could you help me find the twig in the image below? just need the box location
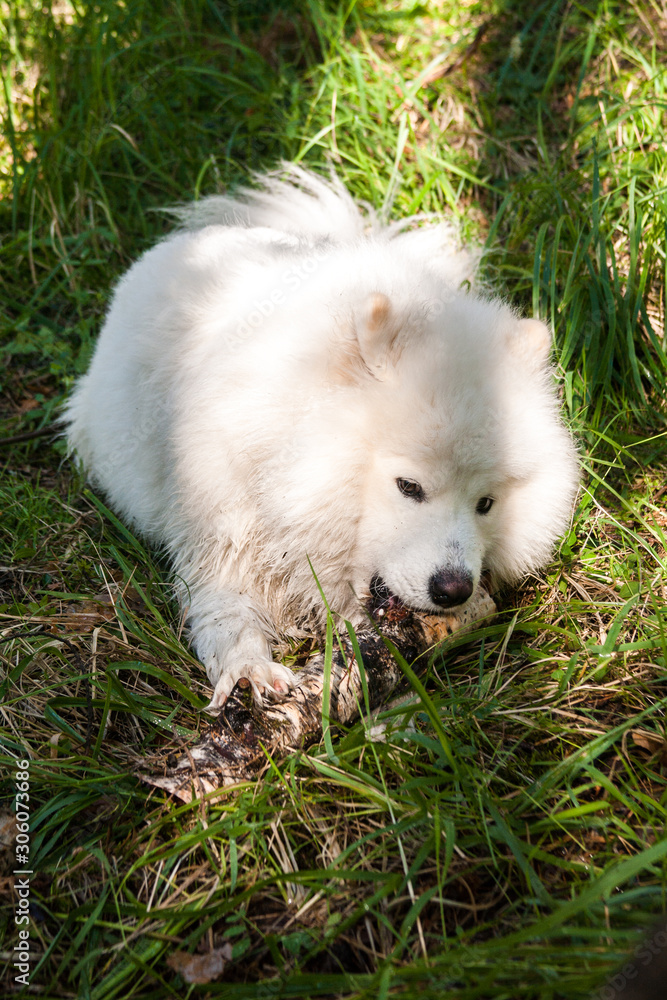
[0,424,57,447]
[139,589,496,802]
[421,21,491,87]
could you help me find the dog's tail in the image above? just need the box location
[170,163,382,241]
[171,163,479,285]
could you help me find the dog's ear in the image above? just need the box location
[510,318,552,365]
[364,292,392,337]
[332,293,398,383]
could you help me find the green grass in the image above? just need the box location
[2,1,667,997]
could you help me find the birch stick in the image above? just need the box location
[140,588,496,802]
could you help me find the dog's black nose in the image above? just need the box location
[429,569,474,608]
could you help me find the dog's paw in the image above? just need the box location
[203,660,297,713]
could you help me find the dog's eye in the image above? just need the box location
[476,496,494,515]
[397,478,426,502]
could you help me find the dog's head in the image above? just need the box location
[339,289,579,615]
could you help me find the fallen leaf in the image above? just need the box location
[60,596,117,631]
[0,812,17,849]
[166,945,232,984]
[632,730,666,756]
[18,397,39,413]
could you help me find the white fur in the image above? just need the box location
[65,165,579,709]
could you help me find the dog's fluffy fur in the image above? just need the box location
[65,166,579,708]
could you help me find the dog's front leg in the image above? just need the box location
[185,589,296,712]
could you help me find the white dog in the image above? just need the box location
[65,166,579,709]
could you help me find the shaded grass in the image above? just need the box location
[1,0,667,997]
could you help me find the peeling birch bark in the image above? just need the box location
[140,588,496,802]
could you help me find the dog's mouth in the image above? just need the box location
[369,572,490,619]
[368,575,410,620]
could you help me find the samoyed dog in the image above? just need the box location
[66,165,579,709]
